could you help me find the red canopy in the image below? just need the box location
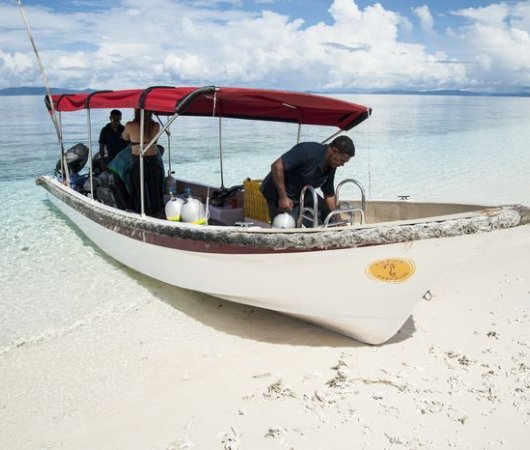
[46,86,371,130]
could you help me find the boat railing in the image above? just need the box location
[298,178,367,228]
[297,185,319,228]
[323,207,365,227]
[334,178,366,224]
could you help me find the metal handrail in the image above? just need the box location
[297,179,366,228]
[297,185,319,228]
[336,178,366,217]
[323,207,365,227]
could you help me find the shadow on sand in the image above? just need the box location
[135,271,418,347]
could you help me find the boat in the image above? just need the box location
[36,86,530,345]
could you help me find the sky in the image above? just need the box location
[1,0,529,93]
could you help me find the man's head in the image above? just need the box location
[327,135,355,168]
[110,109,122,123]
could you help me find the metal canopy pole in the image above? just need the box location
[137,86,217,160]
[140,109,146,217]
[142,114,179,155]
[137,87,217,171]
[297,123,302,143]
[166,117,172,174]
[321,129,343,144]
[154,114,172,174]
[218,116,224,189]
[57,111,65,179]
[211,90,224,189]
[87,109,94,199]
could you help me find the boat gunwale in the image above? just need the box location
[37,175,530,254]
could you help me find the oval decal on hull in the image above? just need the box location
[366,258,416,283]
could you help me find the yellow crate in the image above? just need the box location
[243,178,270,223]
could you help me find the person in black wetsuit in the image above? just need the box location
[98,109,127,172]
[122,109,164,217]
[261,135,355,225]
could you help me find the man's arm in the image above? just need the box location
[322,168,336,212]
[271,157,293,212]
[324,195,336,212]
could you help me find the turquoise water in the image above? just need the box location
[1,93,529,350]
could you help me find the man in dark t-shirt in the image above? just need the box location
[98,109,127,171]
[261,135,355,225]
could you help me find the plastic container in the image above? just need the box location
[243,178,270,223]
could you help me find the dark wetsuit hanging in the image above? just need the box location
[129,154,164,217]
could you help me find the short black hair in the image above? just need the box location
[110,109,122,117]
[330,135,355,157]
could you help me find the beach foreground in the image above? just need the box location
[1,225,529,449]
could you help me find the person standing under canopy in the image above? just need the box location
[122,109,164,217]
[98,109,127,172]
[260,135,355,225]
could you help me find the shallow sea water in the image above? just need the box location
[1,93,529,350]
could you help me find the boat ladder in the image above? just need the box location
[297,185,319,228]
[297,179,366,228]
[324,178,366,227]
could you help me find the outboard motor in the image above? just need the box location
[210,184,243,207]
[55,143,89,176]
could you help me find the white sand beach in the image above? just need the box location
[1,224,529,449]
[3,0,530,448]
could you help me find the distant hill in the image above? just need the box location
[371,89,530,97]
[3,86,530,98]
[315,88,530,97]
[0,86,94,96]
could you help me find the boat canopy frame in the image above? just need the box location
[46,85,372,216]
[46,86,371,129]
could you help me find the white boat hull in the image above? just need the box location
[40,177,529,344]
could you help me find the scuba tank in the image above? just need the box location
[180,187,207,225]
[164,170,177,195]
[164,188,184,221]
[272,212,296,229]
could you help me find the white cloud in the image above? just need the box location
[412,5,434,32]
[450,2,530,91]
[451,3,510,26]
[0,47,36,85]
[512,1,530,30]
[0,0,529,92]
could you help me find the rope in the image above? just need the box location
[212,90,217,117]
[17,0,68,184]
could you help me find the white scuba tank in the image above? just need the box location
[181,188,207,225]
[272,212,296,229]
[165,190,184,222]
